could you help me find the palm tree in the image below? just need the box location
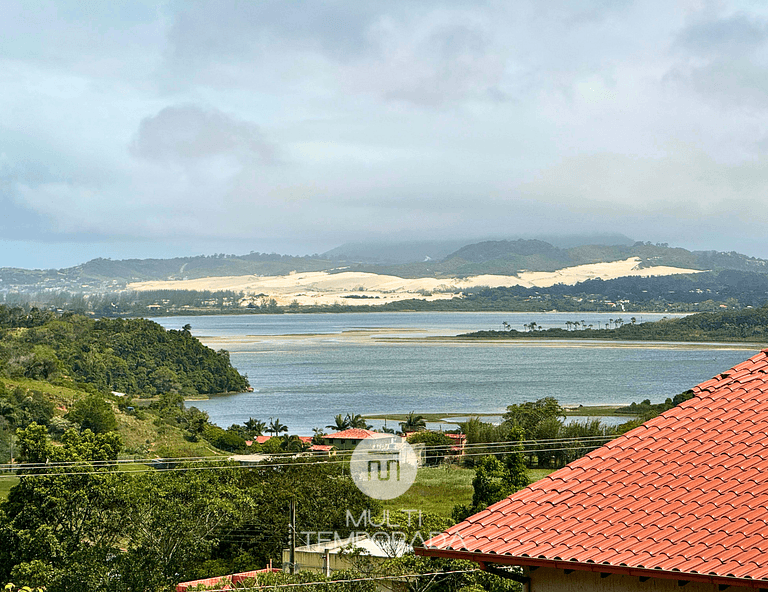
[268,417,288,437]
[326,414,350,431]
[312,427,327,444]
[399,411,427,433]
[244,417,266,437]
[346,413,372,429]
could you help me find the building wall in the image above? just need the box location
[528,567,722,592]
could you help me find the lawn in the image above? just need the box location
[0,476,19,500]
[383,464,555,518]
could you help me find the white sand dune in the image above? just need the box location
[127,257,703,307]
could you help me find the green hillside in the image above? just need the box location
[0,306,248,397]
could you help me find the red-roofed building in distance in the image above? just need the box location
[417,349,768,591]
[446,433,466,456]
[176,567,281,591]
[245,435,273,447]
[321,428,401,450]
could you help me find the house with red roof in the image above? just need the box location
[322,428,400,450]
[418,349,768,592]
[175,566,280,591]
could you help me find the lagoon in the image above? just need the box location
[155,312,758,435]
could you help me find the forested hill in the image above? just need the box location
[3,239,768,294]
[460,306,768,344]
[0,306,248,396]
[325,240,768,279]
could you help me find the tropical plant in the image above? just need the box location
[326,414,350,431]
[268,417,288,437]
[346,413,371,429]
[399,411,427,433]
[244,417,266,437]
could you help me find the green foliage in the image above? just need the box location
[617,390,695,420]
[65,394,117,434]
[202,425,246,453]
[326,413,371,431]
[0,387,55,430]
[452,453,530,523]
[407,431,454,466]
[399,411,427,433]
[503,397,565,437]
[0,307,249,397]
[14,423,122,464]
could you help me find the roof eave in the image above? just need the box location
[415,547,767,589]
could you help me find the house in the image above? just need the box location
[322,428,401,450]
[446,433,466,456]
[418,349,768,592]
[283,534,409,591]
[175,567,280,591]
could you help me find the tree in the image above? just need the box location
[399,411,427,433]
[326,414,350,431]
[118,467,253,591]
[406,432,453,466]
[452,451,529,523]
[268,417,288,437]
[346,413,371,429]
[0,424,125,591]
[65,395,117,434]
[502,397,565,438]
[244,417,266,437]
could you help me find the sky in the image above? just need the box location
[3,0,768,269]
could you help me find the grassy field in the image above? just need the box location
[382,464,556,517]
[383,465,474,516]
[0,476,19,500]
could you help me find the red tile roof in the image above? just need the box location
[310,444,333,451]
[176,568,281,591]
[322,428,381,440]
[418,350,768,587]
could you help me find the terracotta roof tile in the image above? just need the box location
[421,349,768,584]
[322,428,387,440]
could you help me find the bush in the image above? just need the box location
[65,395,117,434]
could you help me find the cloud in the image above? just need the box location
[129,104,276,164]
[668,11,768,110]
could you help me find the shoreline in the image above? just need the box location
[196,332,762,351]
[362,405,631,422]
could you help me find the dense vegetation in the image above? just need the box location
[461,304,768,343]
[7,266,768,318]
[0,306,248,396]
[4,239,768,318]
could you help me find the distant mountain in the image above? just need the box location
[328,240,768,279]
[322,239,473,264]
[322,234,635,265]
[0,252,338,293]
[2,237,767,295]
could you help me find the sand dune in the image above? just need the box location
[127,257,703,307]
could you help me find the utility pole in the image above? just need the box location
[289,498,296,574]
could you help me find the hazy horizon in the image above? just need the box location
[3,1,768,268]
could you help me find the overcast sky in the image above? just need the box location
[3,0,768,269]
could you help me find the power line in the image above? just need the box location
[0,434,620,472]
[184,568,481,592]
[0,440,613,478]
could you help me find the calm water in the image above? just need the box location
[154,312,758,434]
